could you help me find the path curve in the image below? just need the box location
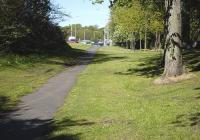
[0,46,98,140]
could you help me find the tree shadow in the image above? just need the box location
[0,96,10,110]
[0,47,128,71]
[92,54,127,64]
[114,48,200,78]
[0,96,17,117]
[171,112,200,127]
[194,87,200,90]
[0,111,95,140]
[194,87,200,99]
[48,119,95,140]
[183,49,200,72]
[48,133,81,140]
[0,117,52,140]
[115,54,163,78]
[195,94,200,99]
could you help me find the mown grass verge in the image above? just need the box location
[49,46,200,140]
[0,44,91,112]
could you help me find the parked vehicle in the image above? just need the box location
[91,41,104,47]
[98,41,104,46]
[80,40,91,45]
[67,36,78,43]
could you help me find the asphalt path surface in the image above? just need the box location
[0,46,98,140]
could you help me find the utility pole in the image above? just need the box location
[75,24,77,38]
[84,27,86,40]
[104,28,106,46]
[71,24,73,37]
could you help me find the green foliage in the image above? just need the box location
[0,0,67,53]
[190,0,200,40]
[109,0,164,44]
[96,0,200,48]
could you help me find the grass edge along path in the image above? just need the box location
[0,44,91,113]
[49,46,200,140]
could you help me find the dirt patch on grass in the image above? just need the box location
[154,73,196,84]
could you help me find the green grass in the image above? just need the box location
[0,44,90,112]
[49,46,200,140]
[69,43,91,50]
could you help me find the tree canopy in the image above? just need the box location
[0,0,67,53]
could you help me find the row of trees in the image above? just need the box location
[109,0,163,50]
[108,0,200,50]
[61,24,104,41]
[94,0,200,78]
[0,0,67,53]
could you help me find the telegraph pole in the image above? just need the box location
[84,27,86,40]
[75,24,77,38]
[71,24,73,36]
[104,28,106,46]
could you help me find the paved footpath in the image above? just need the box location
[0,46,98,140]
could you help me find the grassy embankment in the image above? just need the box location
[50,46,200,140]
[0,43,91,112]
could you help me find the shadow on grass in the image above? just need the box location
[115,54,163,78]
[93,54,127,64]
[48,119,95,140]
[0,96,18,118]
[183,49,200,72]
[0,112,95,140]
[0,117,52,140]
[48,134,81,140]
[171,112,200,127]
[171,88,200,127]
[0,96,10,110]
[0,96,94,140]
[194,87,200,99]
[0,47,87,69]
[114,49,200,78]
[0,47,128,70]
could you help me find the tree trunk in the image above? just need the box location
[155,31,158,51]
[139,32,142,51]
[130,40,134,51]
[163,0,184,77]
[126,40,129,49]
[144,30,147,50]
[130,39,133,50]
[158,32,161,50]
[133,32,136,51]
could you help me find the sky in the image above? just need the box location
[52,0,110,28]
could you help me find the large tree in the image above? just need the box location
[94,0,190,78]
[163,0,184,77]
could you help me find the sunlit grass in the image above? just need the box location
[70,43,91,50]
[50,46,200,140]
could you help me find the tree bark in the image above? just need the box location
[155,31,158,50]
[144,30,147,50]
[163,0,184,77]
[139,32,142,51]
[126,40,129,49]
[158,32,161,50]
[133,32,136,51]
